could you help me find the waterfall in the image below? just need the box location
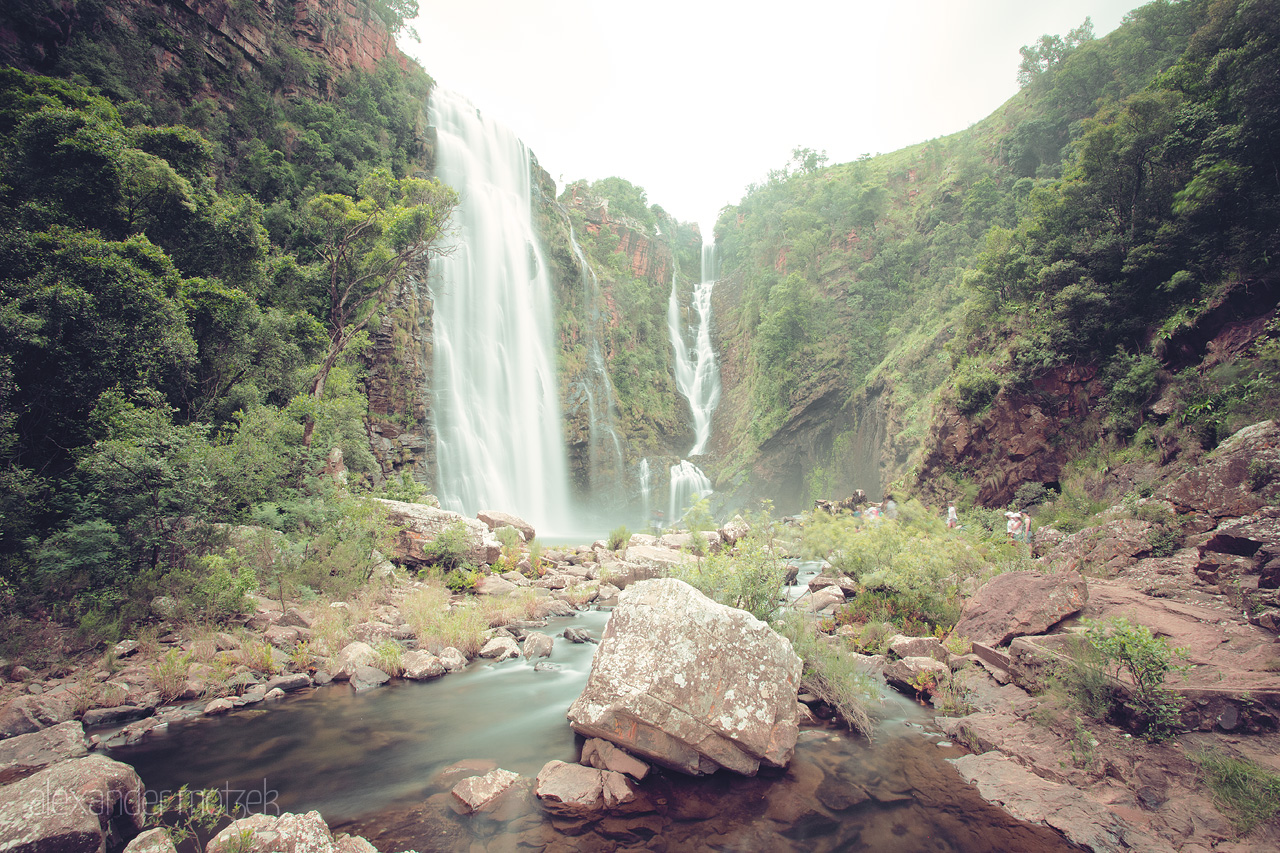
[668,460,712,525]
[638,458,652,525]
[668,243,722,456]
[427,89,572,534]
[566,222,625,504]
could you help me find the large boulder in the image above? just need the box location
[476,510,535,542]
[1038,519,1156,576]
[951,570,1089,647]
[1159,420,1280,518]
[621,545,694,574]
[0,690,77,739]
[0,755,144,853]
[566,578,802,776]
[0,720,89,785]
[206,810,376,853]
[372,499,500,566]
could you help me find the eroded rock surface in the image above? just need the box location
[951,570,1088,647]
[567,578,802,776]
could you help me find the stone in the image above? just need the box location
[0,755,145,853]
[264,688,286,701]
[622,545,693,573]
[438,647,468,671]
[480,637,519,661]
[1160,420,1280,518]
[567,578,803,776]
[206,811,340,853]
[951,570,1089,647]
[888,635,949,663]
[80,705,150,729]
[563,627,596,644]
[334,641,377,680]
[263,625,302,648]
[474,574,519,596]
[263,673,311,693]
[348,665,390,692]
[883,656,951,695]
[0,720,89,785]
[476,510,536,542]
[1039,519,1156,575]
[110,640,139,659]
[124,827,178,853]
[374,498,501,566]
[534,760,613,816]
[0,690,76,738]
[451,768,523,814]
[720,515,751,546]
[204,698,234,715]
[150,596,180,619]
[522,632,554,659]
[801,585,845,613]
[581,737,649,781]
[277,607,314,629]
[401,650,446,680]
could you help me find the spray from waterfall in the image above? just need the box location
[427,89,572,534]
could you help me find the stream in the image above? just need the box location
[109,584,1083,852]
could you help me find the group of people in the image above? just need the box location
[941,501,1033,544]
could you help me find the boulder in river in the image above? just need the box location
[566,578,802,776]
[0,754,144,853]
[452,768,524,814]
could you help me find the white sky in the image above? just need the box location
[403,1,1143,234]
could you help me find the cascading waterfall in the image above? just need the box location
[668,243,722,456]
[427,89,571,533]
[668,459,712,524]
[638,458,652,524]
[565,222,625,503]
[666,243,722,523]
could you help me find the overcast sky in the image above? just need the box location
[403,1,1144,234]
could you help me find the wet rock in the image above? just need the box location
[401,650,446,680]
[951,570,1089,647]
[563,627,596,644]
[452,768,523,814]
[522,632,554,659]
[480,637,520,661]
[264,673,311,693]
[203,698,234,715]
[438,647,467,671]
[476,510,535,542]
[0,755,145,853]
[567,578,802,776]
[535,760,635,816]
[581,737,649,781]
[884,657,950,695]
[0,720,88,784]
[349,665,390,692]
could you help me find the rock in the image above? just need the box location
[278,607,314,629]
[204,698,234,715]
[0,690,76,738]
[81,705,150,729]
[372,498,501,566]
[0,720,89,785]
[479,637,520,661]
[476,510,535,542]
[800,585,845,613]
[500,570,532,587]
[349,621,395,645]
[263,625,302,648]
[951,570,1089,647]
[150,596,180,619]
[438,647,468,671]
[888,635,949,663]
[475,574,520,596]
[1039,519,1155,575]
[949,752,1165,853]
[124,827,178,853]
[627,533,659,548]
[334,641,377,679]
[581,737,650,781]
[0,755,145,853]
[264,688,286,701]
[567,578,802,776]
[522,632,554,659]
[534,760,634,816]
[110,640,139,659]
[264,673,311,693]
[622,545,693,573]
[348,665,390,692]
[883,656,951,695]
[206,811,349,853]
[451,768,523,814]
[531,599,578,619]
[401,650,446,680]
[563,627,596,644]
[1159,420,1280,518]
[720,515,750,546]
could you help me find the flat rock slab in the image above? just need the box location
[949,752,1171,853]
[451,768,523,814]
[0,720,88,785]
[567,578,802,776]
[0,754,145,853]
[951,570,1088,647]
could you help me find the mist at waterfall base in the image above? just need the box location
[109,595,1078,853]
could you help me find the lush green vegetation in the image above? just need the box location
[1192,748,1280,835]
[0,0,457,651]
[711,0,1280,502]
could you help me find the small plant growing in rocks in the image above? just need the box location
[150,649,192,702]
[1084,617,1189,742]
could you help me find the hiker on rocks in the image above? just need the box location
[1005,510,1023,541]
[1021,511,1033,545]
[883,494,898,519]
[946,503,958,529]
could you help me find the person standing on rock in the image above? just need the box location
[1005,510,1022,541]
[946,503,958,529]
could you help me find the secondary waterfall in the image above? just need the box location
[638,458,652,524]
[565,222,625,505]
[668,459,712,525]
[427,89,571,533]
[668,243,722,456]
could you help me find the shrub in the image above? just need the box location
[954,362,1000,415]
[607,525,630,551]
[423,521,471,570]
[442,565,482,593]
[1084,618,1188,741]
[402,586,487,657]
[150,649,192,702]
[373,640,404,676]
[1012,482,1051,509]
[778,615,876,737]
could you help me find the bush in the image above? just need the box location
[1083,618,1188,741]
[401,586,487,656]
[607,525,630,551]
[669,534,789,622]
[778,615,876,737]
[423,521,471,571]
[954,362,1000,415]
